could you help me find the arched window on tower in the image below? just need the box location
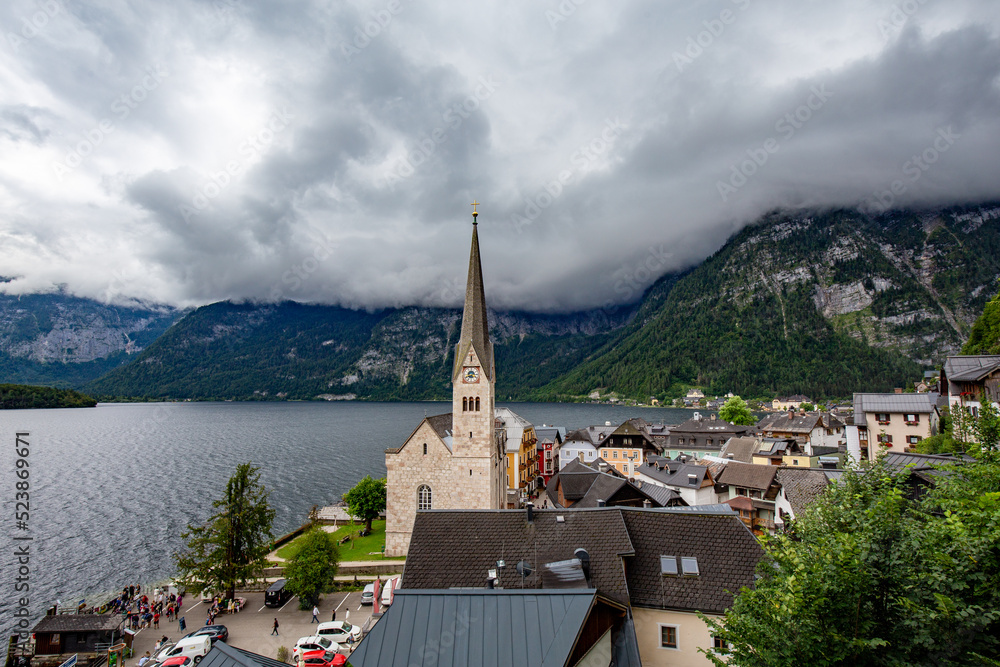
[417,485,432,511]
[475,397,480,411]
[423,443,427,455]
[463,397,468,412]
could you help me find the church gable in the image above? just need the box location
[388,413,453,457]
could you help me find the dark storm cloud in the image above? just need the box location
[1,0,998,311]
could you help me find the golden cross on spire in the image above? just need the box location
[471,200,479,220]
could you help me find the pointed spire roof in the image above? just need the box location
[453,219,493,381]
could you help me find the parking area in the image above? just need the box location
[128,590,376,664]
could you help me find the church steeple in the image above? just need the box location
[453,205,493,382]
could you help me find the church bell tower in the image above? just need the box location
[451,202,501,507]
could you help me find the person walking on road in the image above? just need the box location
[271,618,279,636]
[311,606,319,623]
[331,609,336,622]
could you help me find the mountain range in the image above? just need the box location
[4,204,999,401]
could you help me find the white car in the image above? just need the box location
[316,621,362,645]
[292,636,335,660]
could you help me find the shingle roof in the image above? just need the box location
[943,355,1000,382]
[670,417,751,435]
[719,437,761,463]
[403,508,762,616]
[881,451,973,473]
[620,510,763,614]
[639,484,683,507]
[402,509,635,606]
[755,412,822,434]
[775,468,830,517]
[32,614,123,634]
[716,461,777,491]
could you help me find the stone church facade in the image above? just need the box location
[384,213,506,557]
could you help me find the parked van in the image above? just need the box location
[265,579,293,608]
[380,577,398,608]
[360,584,374,606]
[164,636,212,664]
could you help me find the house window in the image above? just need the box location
[792,459,799,465]
[423,443,427,455]
[737,488,747,496]
[908,436,920,444]
[905,414,918,424]
[660,625,679,649]
[878,434,893,444]
[417,485,432,511]
[713,636,729,653]
[875,413,890,425]
[678,438,684,445]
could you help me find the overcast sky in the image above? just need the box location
[1,0,999,313]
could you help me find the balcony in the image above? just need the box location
[753,518,776,531]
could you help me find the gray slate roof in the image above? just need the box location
[716,461,778,491]
[348,589,597,667]
[775,468,830,517]
[943,355,1000,382]
[719,436,761,463]
[756,412,824,434]
[33,614,123,634]
[853,393,938,421]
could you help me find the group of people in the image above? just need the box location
[111,584,183,631]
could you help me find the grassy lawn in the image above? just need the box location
[274,520,404,561]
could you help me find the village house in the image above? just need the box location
[634,456,721,506]
[751,437,809,466]
[771,394,813,411]
[663,413,752,460]
[30,613,126,667]
[596,419,661,479]
[683,388,706,406]
[534,425,565,485]
[559,422,620,470]
[400,505,763,667]
[754,410,845,454]
[539,458,676,509]
[846,393,939,463]
[496,406,538,508]
[942,355,1000,412]
[715,462,780,535]
[718,436,762,463]
[773,467,838,528]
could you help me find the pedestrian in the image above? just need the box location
[271,618,279,636]
[153,611,159,629]
[138,651,151,667]
[331,609,336,622]
[311,606,319,623]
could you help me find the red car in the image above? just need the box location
[160,657,194,667]
[298,649,346,667]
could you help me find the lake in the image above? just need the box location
[0,400,692,643]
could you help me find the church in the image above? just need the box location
[384,205,507,557]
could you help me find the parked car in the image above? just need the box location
[162,636,212,665]
[315,621,362,645]
[360,584,375,606]
[185,624,229,644]
[292,636,335,660]
[297,650,346,667]
[381,577,399,607]
[264,579,293,608]
[152,643,177,662]
[160,657,194,667]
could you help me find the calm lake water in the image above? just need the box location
[0,401,691,644]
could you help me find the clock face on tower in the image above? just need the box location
[463,366,480,383]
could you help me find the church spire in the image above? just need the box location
[453,203,493,382]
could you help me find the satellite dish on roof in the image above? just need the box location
[516,560,533,577]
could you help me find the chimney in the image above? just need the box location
[574,548,591,582]
[486,576,495,589]
[894,388,903,394]
[727,453,734,459]
[597,499,606,507]
[526,502,534,523]
[643,499,652,508]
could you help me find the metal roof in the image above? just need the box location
[854,392,938,416]
[32,614,124,634]
[199,640,289,667]
[346,589,597,667]
[943,355,1000,382]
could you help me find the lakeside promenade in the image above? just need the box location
[128,589,374,665]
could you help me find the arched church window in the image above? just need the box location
[417,485,432,511]
[475,397,480,411]
[463,397,468,412]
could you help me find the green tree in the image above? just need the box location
[718,396,756,426]
[702,455,1000,666]
[343,476,387,533]
[284,527,340,609]
[799,402,815,411]
[175,462,276,600]
[962,282,1000,355]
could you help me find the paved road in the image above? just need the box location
[128,590,377,665]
